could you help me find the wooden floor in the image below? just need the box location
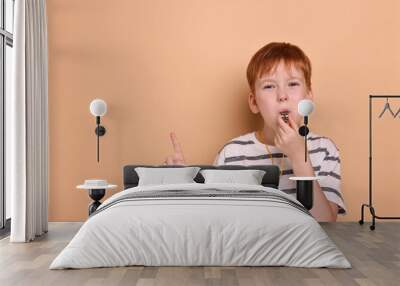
[0,222,399,286]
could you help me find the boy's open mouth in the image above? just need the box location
[280,111,289,123]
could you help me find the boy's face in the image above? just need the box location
[248,60,313,131]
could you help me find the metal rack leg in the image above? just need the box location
[359,204,377,230]
[359,204,376,230]
[369,206,376,231]
[359,204,367,225]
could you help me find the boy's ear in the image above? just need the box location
[307,89,314,101]
[248,92,260,114]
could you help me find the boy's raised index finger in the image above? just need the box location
[170,132,183,153]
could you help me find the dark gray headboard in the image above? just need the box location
[123,165,280,189]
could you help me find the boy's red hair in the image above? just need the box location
[246,42,312,93]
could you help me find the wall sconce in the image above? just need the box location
[297,99,315,162]
[89,99,107,162]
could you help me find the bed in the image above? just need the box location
[49,165,350,269]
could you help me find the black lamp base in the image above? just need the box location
[88,189,105,215]
[296,180,314,210]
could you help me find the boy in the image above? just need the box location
[165,42,346,222]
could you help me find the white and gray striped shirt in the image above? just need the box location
[213,131,346,215]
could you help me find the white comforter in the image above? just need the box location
[50,183,351,269]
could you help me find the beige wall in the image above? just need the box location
[47,0,400,221]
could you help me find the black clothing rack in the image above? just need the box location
[359,95,400,230]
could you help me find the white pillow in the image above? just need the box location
[200,169,266,185]
[135,167,201,186]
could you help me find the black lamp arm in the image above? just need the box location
[94,116,106,162]
[298,116,309,162]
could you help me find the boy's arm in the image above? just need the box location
[276,116,343,221]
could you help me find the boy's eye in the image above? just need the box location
[289,82,299,87]
[263,84,274,89]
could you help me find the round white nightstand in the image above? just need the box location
[77,180,117,215]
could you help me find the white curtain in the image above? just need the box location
[8,0,48,242]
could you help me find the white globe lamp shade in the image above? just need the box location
[298,99,314,116]
[90,99,107,117]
